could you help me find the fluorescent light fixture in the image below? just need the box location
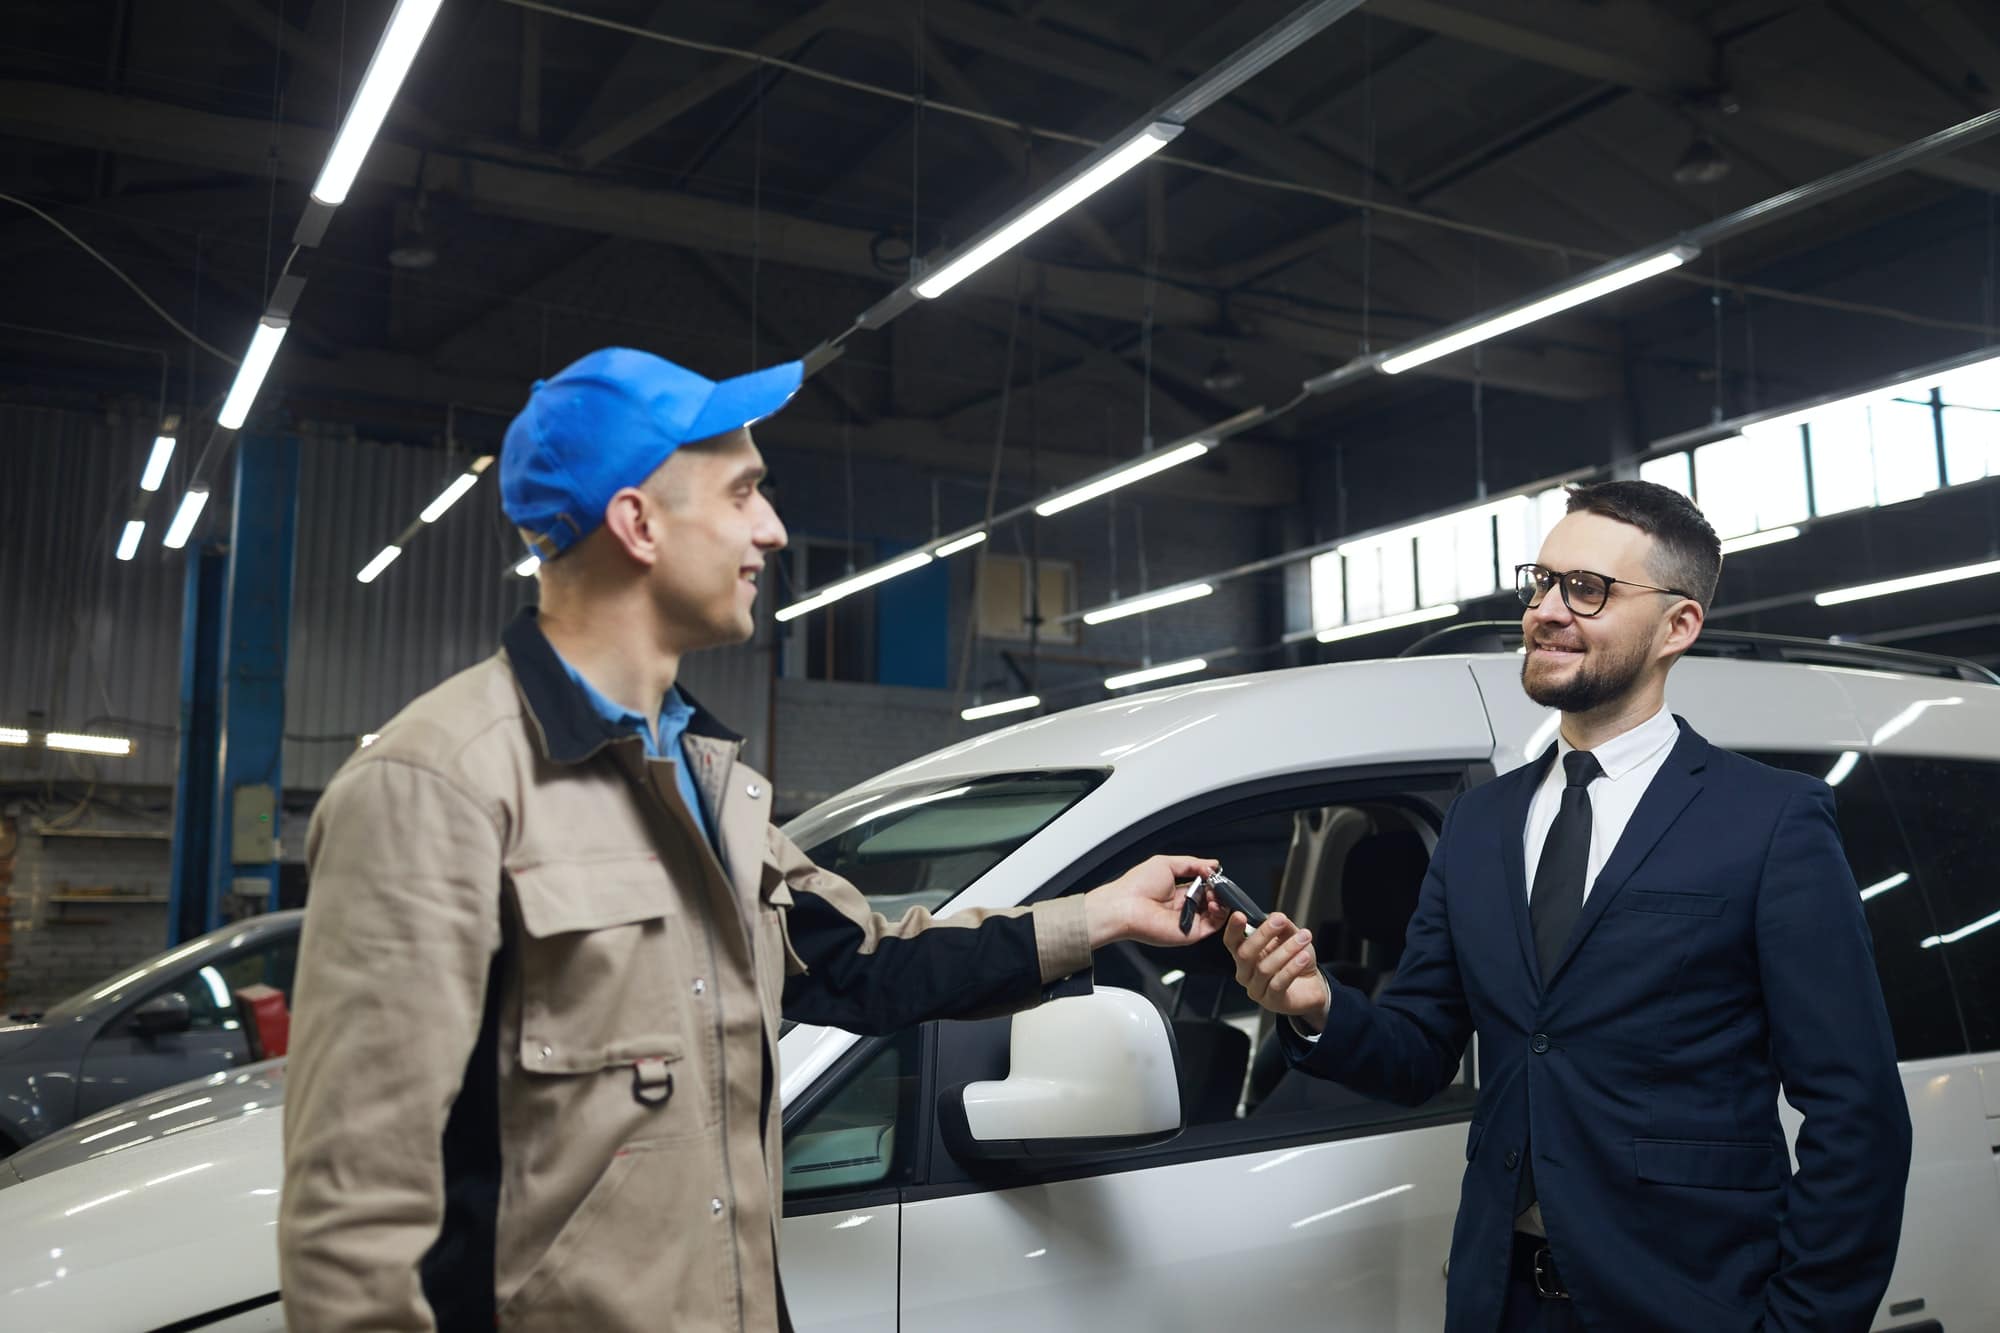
[162,489,210,549]
[934,531,988,558]
[515,554,541,577]
[116,520,145,562]
[359,733,381,748]
[776,551,935,623]
[356,544,403,584]
[310,0,446,205]
[961,695,1041,721]
[218,318,290,430]
[139,435,175,491]
[419,471,481,523]
[1920,906,2000,950]
[47,732,132,757]
[1036,441,1211,517]
[1379,245,1696,375]
[1317,603,1460,643]
[1814,558,2000,606]
[1823,751,1859,787]
[1084,583,1214,625]
[0,728,29,746]
[913,123,1181,300]
[1718,526,1801,556]
[1104,657,1208,691]
[1859,872,1909,902]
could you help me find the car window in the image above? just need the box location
[788,771,1103,914]
[107,935,301,1037]
[1744,751,1967,1060]
[1873,755,2000,1052]
[782,1027,921,1202]
[1077,782,1477,1143]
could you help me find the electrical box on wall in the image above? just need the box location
[231,783,279,863]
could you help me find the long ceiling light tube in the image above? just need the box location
[1083,583,1215,626]
[46,732,134,757]
[776,552,935,623]
[162,488,210,550]
[116,520,145,562]
[311,0,447,205]
[1376,245,1697,376]
[139,433,176,492]
[913,124,1181,301]
[961,695,1042,722]
[1104,658,1208,691]
[217,317,290,430]
[1813,559,2000,607]
[1035,441,1211,517]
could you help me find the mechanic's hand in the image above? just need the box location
[1084,855,1222,949]
[1227,912,1332,1031]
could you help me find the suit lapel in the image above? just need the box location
[1545,718,1709,986]
[1504,746,1557,989]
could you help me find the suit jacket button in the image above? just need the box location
[1504,1149,1519,1170]
[1530,1033,1550,1054]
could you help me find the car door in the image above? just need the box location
[73,932,299,1119]
[784,767,1482,1331]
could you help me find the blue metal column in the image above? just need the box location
[167,545,227,945]
[208,432,301,927]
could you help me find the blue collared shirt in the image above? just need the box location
[554,654,716,849]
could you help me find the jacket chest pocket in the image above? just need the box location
[510,860,695,1081]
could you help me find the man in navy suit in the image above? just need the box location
[1225,481,1911,1331]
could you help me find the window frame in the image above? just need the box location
[779,761,1489,1213]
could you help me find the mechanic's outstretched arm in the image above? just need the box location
[771,825,1217,1034]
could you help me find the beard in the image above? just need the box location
[1521,631,1651,713]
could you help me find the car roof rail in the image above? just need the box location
[1402,620,2000,686]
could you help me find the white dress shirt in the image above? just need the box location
[1523,703,1681,903]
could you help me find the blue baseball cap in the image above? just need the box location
[501,347,803,558]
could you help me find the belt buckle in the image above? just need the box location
[1532,1246,1570,1301]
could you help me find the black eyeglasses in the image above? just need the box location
[1515,563,1692,618]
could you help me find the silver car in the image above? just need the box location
[0,912,301,1151]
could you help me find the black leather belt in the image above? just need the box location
[1511,1231,1571,1300]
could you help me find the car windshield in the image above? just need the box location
[783,770,1103,915]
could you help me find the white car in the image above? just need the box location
[3,627,1998,1332]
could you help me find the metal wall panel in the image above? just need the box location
[2,407,772,794]
[0,405,185,788]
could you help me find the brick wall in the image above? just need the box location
[0,800,172,1015]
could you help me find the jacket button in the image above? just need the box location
[1530,1033,1550,1054]
[710,1198,725,1217]
[1504,1149,1520,1170]
[692,978,706,996]
[747,783,762,798]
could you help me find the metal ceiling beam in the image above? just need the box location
[1905,0,2000,102]
[566,1,845,166]
[1365,0,2000,193]
[0,80,1619,400]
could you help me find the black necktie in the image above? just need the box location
[1529,750,1601,983]
[1517,749,1599,1219]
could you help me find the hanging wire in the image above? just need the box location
[1986,191,1997,348]
[751,68,764,368]
[952,259,1028,698]
[1359,10,1376,355]
[911,0,925,266]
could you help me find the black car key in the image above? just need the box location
[1179,871,1268,934]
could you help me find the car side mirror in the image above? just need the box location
[129,991,192,1038]
[938,987,1183,1164]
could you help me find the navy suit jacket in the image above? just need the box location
[1283,718,1912,1332]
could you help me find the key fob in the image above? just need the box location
[1204,871,1267,930]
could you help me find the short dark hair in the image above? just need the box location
[1564,479,1722,609]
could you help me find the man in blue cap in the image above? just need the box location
[279,347,1221,1332]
